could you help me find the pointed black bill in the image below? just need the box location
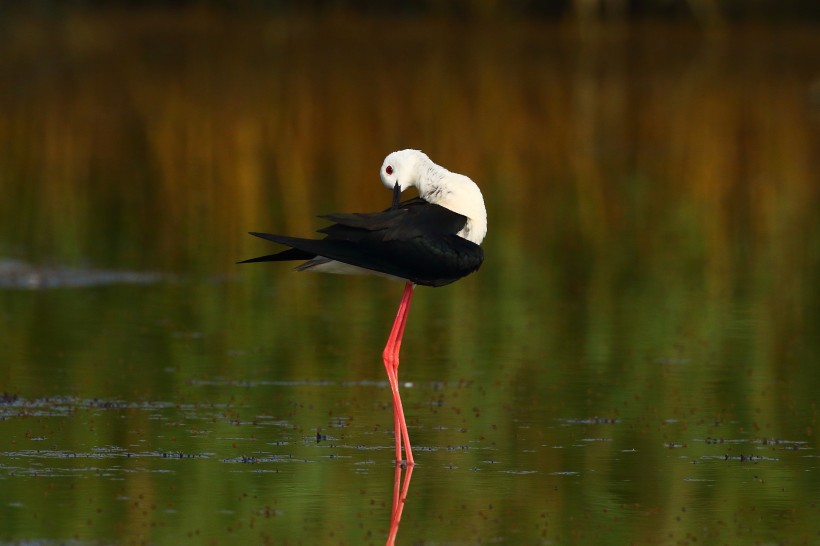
[391,182,401,210]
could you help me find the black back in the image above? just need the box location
[239,198,484,287]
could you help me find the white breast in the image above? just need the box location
[422,171,487,246]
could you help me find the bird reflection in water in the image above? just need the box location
[386,463,415,546]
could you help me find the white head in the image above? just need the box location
[380,149,430,192]
[379,149,487,245]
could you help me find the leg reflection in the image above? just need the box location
[386,463,415,546]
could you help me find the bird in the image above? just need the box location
[239,149,487,466]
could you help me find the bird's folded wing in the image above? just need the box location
[319,200,468,242]
[238,198,482,286]
[244,232,482,287]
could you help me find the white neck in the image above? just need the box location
[413,155,487,245]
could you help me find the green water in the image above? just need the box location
[1,10,819,546]
[2,273,817,544]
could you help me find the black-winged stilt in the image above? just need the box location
[240,149,488,466]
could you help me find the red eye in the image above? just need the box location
[385,165,393,175]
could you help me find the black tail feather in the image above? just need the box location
[237,233,316,264]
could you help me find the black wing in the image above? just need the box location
[239,198,484,287]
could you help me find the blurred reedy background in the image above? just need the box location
[0,2,819,544]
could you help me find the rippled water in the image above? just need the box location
[1,271,818,545]
[1,10,819,546]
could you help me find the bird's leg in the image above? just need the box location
[382,347,402,464]
[383,295,406,464]
[393,282,415,466]
[390,282,414,370]
[383,282,416,466]
[391,283,414,464]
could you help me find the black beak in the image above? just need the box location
[391,181,401,210]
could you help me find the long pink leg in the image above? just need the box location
[382,282,415,466]
[396,283,416,464]
[383,292,406,463]
[391,284,414,464]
